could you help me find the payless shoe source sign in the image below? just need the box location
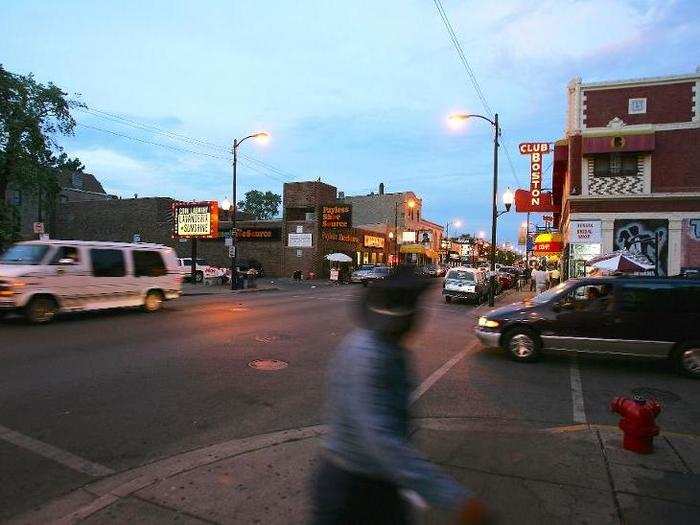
[173,201,219,238]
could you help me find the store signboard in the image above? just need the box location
[569,221,601,244]
[364,235,385,248]
[519,142,551,207]
[514,189,557,213]
[288,233,313,248]
[518,223,527,245]
[173,201,219,238]
[401,231,416,243]
[237,228,282,241]
[321,205,352,229]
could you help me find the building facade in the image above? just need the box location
[557,70,700,276]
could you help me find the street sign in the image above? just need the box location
[132,234,141,243]
[225,236,233,247]
[33,222,45,234]
[39,234,49,241]
[228,246,236,257]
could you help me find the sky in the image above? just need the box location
[3,0,699,245]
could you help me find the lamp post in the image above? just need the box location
[393,198,416,265]
[448,113,513,305]
[220,131,269,289]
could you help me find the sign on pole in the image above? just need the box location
[33,222,45,234]
[228,246,236,258]
[172,201,219,239]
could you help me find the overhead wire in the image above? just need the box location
[432,0,522,187]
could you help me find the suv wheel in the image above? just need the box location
[25,296,58,324]
[676,344,700,378]
[503,328,541,362]
[195,271,204,283]
[144,290,164,313]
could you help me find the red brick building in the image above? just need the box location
[555,70,700,276]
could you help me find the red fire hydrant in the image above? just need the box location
[610,395,661,454]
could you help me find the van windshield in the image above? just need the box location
[446,270,475,282]
[0,244,50,265]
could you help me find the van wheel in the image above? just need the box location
[195,271,204,283]
[445,296,452,304]
[25,296,58,324]
[144,290,164,313]
[675,344,700,379]
[503,328,541,362]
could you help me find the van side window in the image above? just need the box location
[50,246,80,265]
[90,249,126,277]
[133,250,166,277]
[620,284,674,313]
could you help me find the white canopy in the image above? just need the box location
[325,253,352,263]
[588,251,655,272]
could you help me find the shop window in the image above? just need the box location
[593,153,638,177]
[378,253,384,263]
[371,252,377,264]
[363,252,369,265]
[356,251,361,266]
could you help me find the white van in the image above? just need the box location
[0,240,182,323]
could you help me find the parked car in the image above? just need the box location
[350,265,377,283]
[177,257,226,283]
[361,265,391,286]
[497,271,514,291]
[0,240,181,323]
[474,276,700,378]
[442,267,489,304]
[237,259,265,278]
[420,264,444,278]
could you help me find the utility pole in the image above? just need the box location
[230,138,239,289]
[489,113,499,306]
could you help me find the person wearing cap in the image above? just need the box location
[312,266,490,524]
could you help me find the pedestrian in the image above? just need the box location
[312,266,490,525]
[532,265,549,294]
[550,267,561,286]
[527,266,536,292]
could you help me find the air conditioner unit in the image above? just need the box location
[305,212,316,221]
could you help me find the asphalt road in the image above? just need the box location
[1,284,698,521]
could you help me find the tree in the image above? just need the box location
[237,190,281,220]
[0,65,84,243]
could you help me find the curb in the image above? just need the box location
[183,286,280,296]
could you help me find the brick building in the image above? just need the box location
[555,70,700,276]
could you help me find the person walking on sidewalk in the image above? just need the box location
[532,265,550,294]
[312,266,490,524]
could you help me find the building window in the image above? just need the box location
[8,189,22,206]
[628,98,646,115]
[593,153,638,177]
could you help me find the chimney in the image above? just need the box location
[379,182,385,195]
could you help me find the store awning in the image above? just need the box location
[400,243,426,254]
[533,232,564,256]
[583,133,655,154]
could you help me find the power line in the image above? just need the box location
[432,0,522,187]
[77,106,303,181]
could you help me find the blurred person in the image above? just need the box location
[532,265,549,294]
[550,267,560,286]
[312,266,490,524]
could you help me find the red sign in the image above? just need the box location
[519,142,552,208]
[533,241,563,254]
[514,189,557,212]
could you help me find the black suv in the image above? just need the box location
[475,276,700,378]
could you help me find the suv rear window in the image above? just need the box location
[620,283,700,313]
[133,250,166,277]
[90,249,126,277]
[446,270,475,282]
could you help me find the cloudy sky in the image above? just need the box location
[3,0,699,244]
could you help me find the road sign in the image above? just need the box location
[33,222,45,234]
[228,246,236,257]
[224,236,233,247]
[132,234,141,243]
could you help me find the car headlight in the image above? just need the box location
[478,316,499,328]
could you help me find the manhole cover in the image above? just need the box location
[248,359,288,371]
[630,387,681,403]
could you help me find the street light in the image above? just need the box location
[221,196,232,211]
[229,131,270,290]
[448,112,508,306]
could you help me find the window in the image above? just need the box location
[51,246,80,265]
[628,98,647,114]
[133,250,166,277]
[90,249,126,277]
[446,269,475,282]
[8,190,22,206]
[562,283,615,311]
[620,284,700,313]
[0,244,49,265]
[593,153,638,177]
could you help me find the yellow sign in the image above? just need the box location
[173,201,219,238]
[364,235,385,248]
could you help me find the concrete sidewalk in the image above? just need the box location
[10,421,698,524]
[182,278,339,296]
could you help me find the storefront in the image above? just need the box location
[399,243,438,266]
[564,220,602,278]
[532,232,564,268]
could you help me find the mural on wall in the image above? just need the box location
[613,219,668,275]
[681,219,700,270]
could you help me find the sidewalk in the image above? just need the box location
[182,278,337,296]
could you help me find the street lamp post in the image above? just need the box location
[448,113,513,305]
[220,132,269,290]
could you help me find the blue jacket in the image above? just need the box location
[322,328,470,510]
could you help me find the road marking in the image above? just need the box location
[409,341,478,405]
[0,424,114,477]
[569,357,587,424]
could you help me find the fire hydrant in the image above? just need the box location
[610,395,661,454]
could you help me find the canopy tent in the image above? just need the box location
[588,251,655,273]
[325,253,353,263]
